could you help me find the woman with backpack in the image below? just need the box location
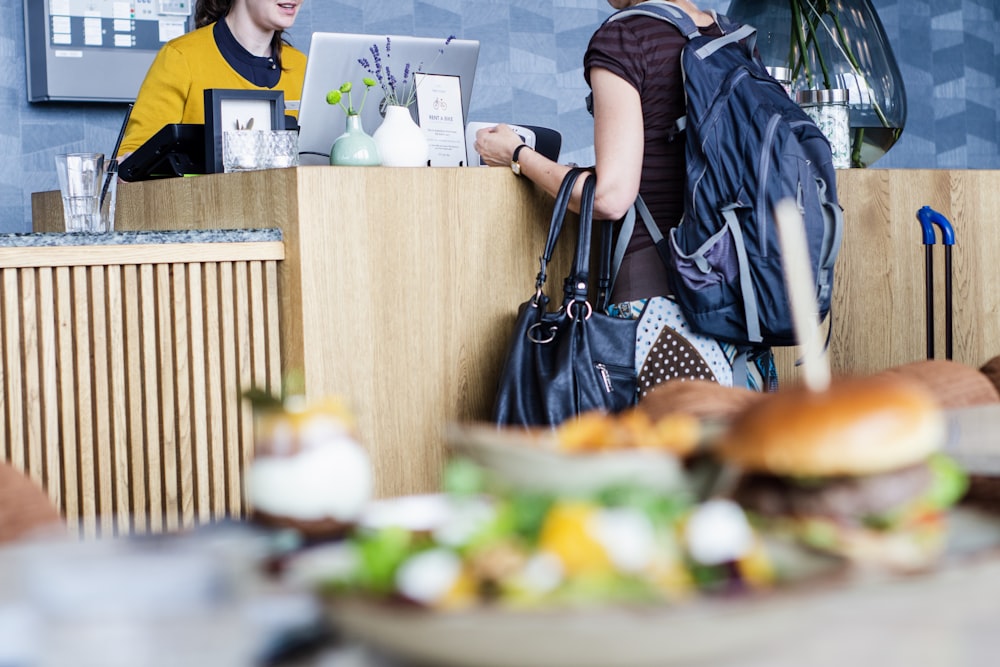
[475,0,778,393]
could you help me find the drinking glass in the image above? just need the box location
[100,159,119,231]
[223,130,266,172]
[55,152,107,232]
[263,130,300,169]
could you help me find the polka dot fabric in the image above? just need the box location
[610,296,733,394]
[636,297,733,390]
[607,296,777,394]
[637,326,720,397]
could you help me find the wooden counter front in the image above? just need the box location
[0,238,283,536]
[37,167,564,499]
[34,168,1000,502]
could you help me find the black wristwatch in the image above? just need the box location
[510,144,530,176]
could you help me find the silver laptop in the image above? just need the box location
[297,32,480,166]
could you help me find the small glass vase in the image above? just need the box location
[330,114,380,166]
[373,105,430,167]
[726,0,906,168]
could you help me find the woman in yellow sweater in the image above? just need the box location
[118,0,306,158]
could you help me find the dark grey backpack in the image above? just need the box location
[607,1,843,348]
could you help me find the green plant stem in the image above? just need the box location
[800,2,833,89]
[789,1,811,84]
[358,88,371,115]
[851,127,864,167]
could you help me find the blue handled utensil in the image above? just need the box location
[916,206,956,360]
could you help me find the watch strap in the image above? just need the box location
[511,144,530,175]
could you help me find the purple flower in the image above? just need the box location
[360,34,455,108]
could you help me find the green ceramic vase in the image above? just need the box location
[330,115,381,166]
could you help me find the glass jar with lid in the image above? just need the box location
[765,66,793,99]
[797,88,850,169]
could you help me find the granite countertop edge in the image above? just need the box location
[0,229,282,247]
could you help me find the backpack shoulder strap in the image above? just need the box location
[605,0,700,39]
[608,195,672,299]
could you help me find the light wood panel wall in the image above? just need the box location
[0,241,284,537]
[773,170,1000,384]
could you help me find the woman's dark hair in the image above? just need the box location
[194,0,289,70]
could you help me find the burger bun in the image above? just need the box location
[717,375,946,477]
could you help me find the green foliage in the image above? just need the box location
[355,527,422,594]
[325,78,376,116]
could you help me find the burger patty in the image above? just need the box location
[733,461,933,522]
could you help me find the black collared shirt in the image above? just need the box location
[214,18,280,88]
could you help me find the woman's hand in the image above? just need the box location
[474,123,526,167]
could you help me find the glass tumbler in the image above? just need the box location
[223,130,266,172]
[262,130,300,169]
[55,152,106,232]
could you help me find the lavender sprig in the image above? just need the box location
[356,34,457,109]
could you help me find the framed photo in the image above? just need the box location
[204,89,285,173]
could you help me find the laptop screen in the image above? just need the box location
[297,32,480,166]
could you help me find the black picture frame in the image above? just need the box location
[203,88,285,173]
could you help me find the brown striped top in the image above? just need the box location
[585,14,722,302]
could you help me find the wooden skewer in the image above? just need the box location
[773,198,831,393]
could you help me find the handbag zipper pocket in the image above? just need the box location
[595,362,635,395]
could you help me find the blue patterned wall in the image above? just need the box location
[2,0,998,232]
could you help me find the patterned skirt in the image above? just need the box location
[607,296,777,399]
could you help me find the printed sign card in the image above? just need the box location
[415,73,467,166]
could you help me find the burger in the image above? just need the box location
[715,374,968,571]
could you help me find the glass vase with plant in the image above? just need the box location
[325,78,380,166]
[727,0,906,167]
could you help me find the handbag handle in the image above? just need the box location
[595,219,616,312]
[565,173,598,315]
[536,167,592,293]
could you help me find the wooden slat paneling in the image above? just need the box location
[218,262,243,517]
[3,269,25,473]
[203,263,226,521]
[0,242,282,536]
[123,264,146,534]
[37,269,61,515]
[139,262,162,534]
[233,261,254,513]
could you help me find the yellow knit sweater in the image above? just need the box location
[119,23,306,156]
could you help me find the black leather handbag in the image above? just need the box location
[493,168,638,428]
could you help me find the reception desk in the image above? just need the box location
[29,168,1000,529]
[35,167,565,505]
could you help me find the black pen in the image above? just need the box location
[100,103,133,210]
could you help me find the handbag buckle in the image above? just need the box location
[527,322,558,344]
[567,300,593,320]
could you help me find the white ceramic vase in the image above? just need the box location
[373,105,429,167]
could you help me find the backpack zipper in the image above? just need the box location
[757,113,782,257]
